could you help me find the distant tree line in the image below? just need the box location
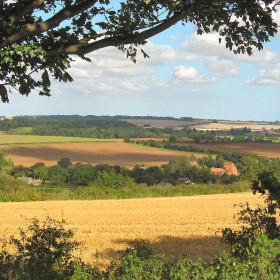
[0,117,279,142]
[21,115,195,121]
[12,156,220,187]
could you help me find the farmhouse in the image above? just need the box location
[224,165,239,176]
[18,177,42,186]
[211,165,239,177]
[210,168,225,176]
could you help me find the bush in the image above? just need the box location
[0,217,80,280]
[223,171,280,258]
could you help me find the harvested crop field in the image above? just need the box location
[3,142,203,167]
[178,143,280,157]
[190,121,280,131]
[0,193,264,268]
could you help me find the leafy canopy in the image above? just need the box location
[0,0,279,102]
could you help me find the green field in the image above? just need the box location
[0,134,121,146]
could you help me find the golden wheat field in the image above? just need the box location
[0,193,264,268]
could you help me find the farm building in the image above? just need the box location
[224,165,239,176]
[18,177,42,186]
[210,168,225,176]
[211,165,239,177]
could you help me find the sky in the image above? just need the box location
[1,4,280,121]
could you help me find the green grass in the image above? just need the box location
[0,181,251,202]
[0,134,121,146]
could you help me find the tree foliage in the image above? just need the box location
[0,0,279,101]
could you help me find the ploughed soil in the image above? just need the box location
[4,142,204,167]
[177,142,280,158]
[121,119,208,128]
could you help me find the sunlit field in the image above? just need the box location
[0,134,119,145]
[0,192,264,268]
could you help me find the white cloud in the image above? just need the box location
[191,87,202,93]
[174,66,198,79]
[182,33,280,64]
[205,57,239,77]
[180,30,280,85]
[246,67,280,85]
[137,41,200,66]
[60,42,198,96]
[174,65,216,84]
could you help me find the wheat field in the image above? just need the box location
[0,193,264,268]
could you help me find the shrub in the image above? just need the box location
[222,171,280,258]
[0,217,80,280]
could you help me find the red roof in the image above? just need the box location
[211,168,225,176]
[224,165,239,176]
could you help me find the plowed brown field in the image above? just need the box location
[4,142,205,167]
[121,119,208,128]
[0,193,264,268]
[178,143,280,158]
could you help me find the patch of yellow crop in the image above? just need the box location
[0,193,264,268]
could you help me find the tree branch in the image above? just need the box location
[9,0,47,25]
[2,0,98,47]
[47,6,193,57]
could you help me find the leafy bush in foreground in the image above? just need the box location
[0,217,80,280]
[222,171,280,258]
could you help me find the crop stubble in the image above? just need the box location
[0,193,264,268]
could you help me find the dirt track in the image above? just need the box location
[4,142,201,167]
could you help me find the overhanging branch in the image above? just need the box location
[9,0,47,25]
[2,0,98,48]
[47,6,193,57]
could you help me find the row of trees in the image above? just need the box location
[1,116,279,144]
[12,155,221,187]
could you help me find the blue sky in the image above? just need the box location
[1,6,280,121]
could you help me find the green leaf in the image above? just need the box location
[18,61,25,68]
[81,56,91,62]
[64,72,74,82]
[42,70,51,87]
[0,85,9,103]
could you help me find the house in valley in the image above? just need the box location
[211,165,239,177]
[224,165,240,176]
[210,168,225,177]
[18,177,42,186]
